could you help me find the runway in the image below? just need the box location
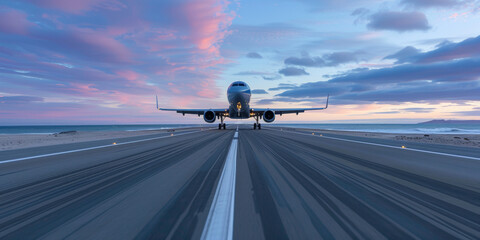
[0,126,479,239]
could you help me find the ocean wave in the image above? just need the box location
[311,127,479,134]
[414,128,464,133]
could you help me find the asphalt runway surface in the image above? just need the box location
[0,125,479,239]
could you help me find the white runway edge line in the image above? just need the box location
[0,129,213,164]
[268,128,480,161]
[201,129,238,240]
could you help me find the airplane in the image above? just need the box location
[156,81,329,130]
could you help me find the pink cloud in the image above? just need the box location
[68,27,133,63]
[116,70,140,81]
[178,0,235,55]
[0,8,34,35]
[0,0,238,124]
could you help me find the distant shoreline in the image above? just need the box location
[0,125,479,151]
[1,122,480,135]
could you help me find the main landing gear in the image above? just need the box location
[253,115,261,130]
[218,115,226,130]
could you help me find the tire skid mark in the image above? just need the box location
[135,132,232,240]
[0,131,231,239]
[276,133,480,228]
[238,132,289,240]
[261,130,480,239]
[271,130,480,205]
[251,132,375,239]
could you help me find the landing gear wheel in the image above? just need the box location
[223,123,226,129]
[218,123,222,130]
[258,123,261,130]
[253,123,257,129]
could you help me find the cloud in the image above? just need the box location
[232,71,282,80]
[255,97,324,105]
[384,46,422,64]
[22,0,126,14]
[176,0,235,52]
[0,95,44,104]
[272,35,480,105]
[373,111,401,114]
[276,81,354,98]
[278,67,309,76]
[384,35,480,64]
[268,83,297,91]
[284,55,325,67]
[251,89,268,94]
[367,11,431,32]
[401,0,461,8]
[33,27,133,64]
[452,110,480,116]
[351,8,370,24]
[330,57,480,84]
[262,74,282,80]
[0,8,34,35]
[0,0,237,123]
[285,51,360,68]
[323,67,370,78]
[415,35,480,63]
[401,107,435,113]
[234,71,272,76]
[324,52,360,66]
[246,52,262,58]
[294,0,378,12]
[279,81,480,103]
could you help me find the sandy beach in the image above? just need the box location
[285,128,480,148]
[1,126,479,151]
[0,127,209,151]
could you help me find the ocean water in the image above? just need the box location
[270,123,480,134]
[0,123,478,134]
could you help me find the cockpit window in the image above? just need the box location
[231,82,246,87]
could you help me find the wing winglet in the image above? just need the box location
[156,95,159,110]
[325,94,329,109]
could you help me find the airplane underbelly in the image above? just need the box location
[228,91,251,118]
[229,107,250,118]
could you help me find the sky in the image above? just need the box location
[0,0,479,125]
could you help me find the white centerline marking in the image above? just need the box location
[268,128,480,161]
[0,129,211,164]
[201,129,238,240]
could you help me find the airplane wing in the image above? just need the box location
[252,95,329,115]
[156,96,228,116]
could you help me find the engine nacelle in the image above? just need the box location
[263,110,275,123]
[203,110,216,123]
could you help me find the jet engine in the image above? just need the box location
[203,110,216,123]
[263,110,275,123]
